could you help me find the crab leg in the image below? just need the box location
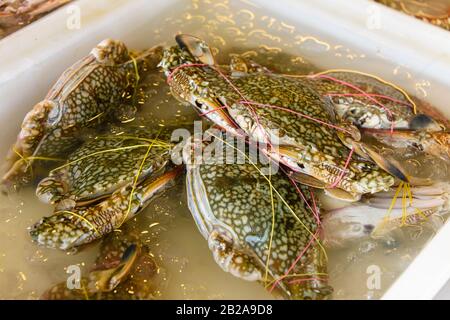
[362,128,450,161]
[29,166,183,250]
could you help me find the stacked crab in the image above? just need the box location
[2,35,449,300]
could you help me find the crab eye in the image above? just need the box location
[195,100,203,109]
[363,224,374,234]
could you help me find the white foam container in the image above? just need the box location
[0,0,449,299]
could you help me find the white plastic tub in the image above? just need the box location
[0,0,449,299]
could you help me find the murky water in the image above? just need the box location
[0,0,448,300]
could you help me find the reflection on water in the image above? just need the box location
[0,0,448,300]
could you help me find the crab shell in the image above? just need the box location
[183,130,332,299]
[29,131,183,250]
[35,127,174,208]
[160,35,395,202]
[220,55,423,132]
[2,39,163,189]
[305,70,418,130]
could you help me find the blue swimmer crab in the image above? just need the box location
[30,126,182,250]
[181,128,332,299]
[160,35,396,202]
[2,39,163,189]
[266,50,449,170]
[230,49,449,182]
[41,222,165,300]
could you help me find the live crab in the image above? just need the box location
[2,34,449,300]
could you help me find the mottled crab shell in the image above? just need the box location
[305,70,417,130]
[29,125,182,251]
[222,56,448,185]
[36,127,173,206]
[30,164,182,250]
[185,133,332,299]
[160,40,395,200]
[2,39,143,189]
[224,73,396,194]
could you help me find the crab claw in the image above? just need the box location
[363,128,449,162]
[175,34,215,65]
[88,244,140,292]
[322,204,443,248]
[352,140,410,183]
[1,100,57,191]
[29,166,182,250]
[364,183,449,210]
[354,127,450,184]
[408,113,443,131]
